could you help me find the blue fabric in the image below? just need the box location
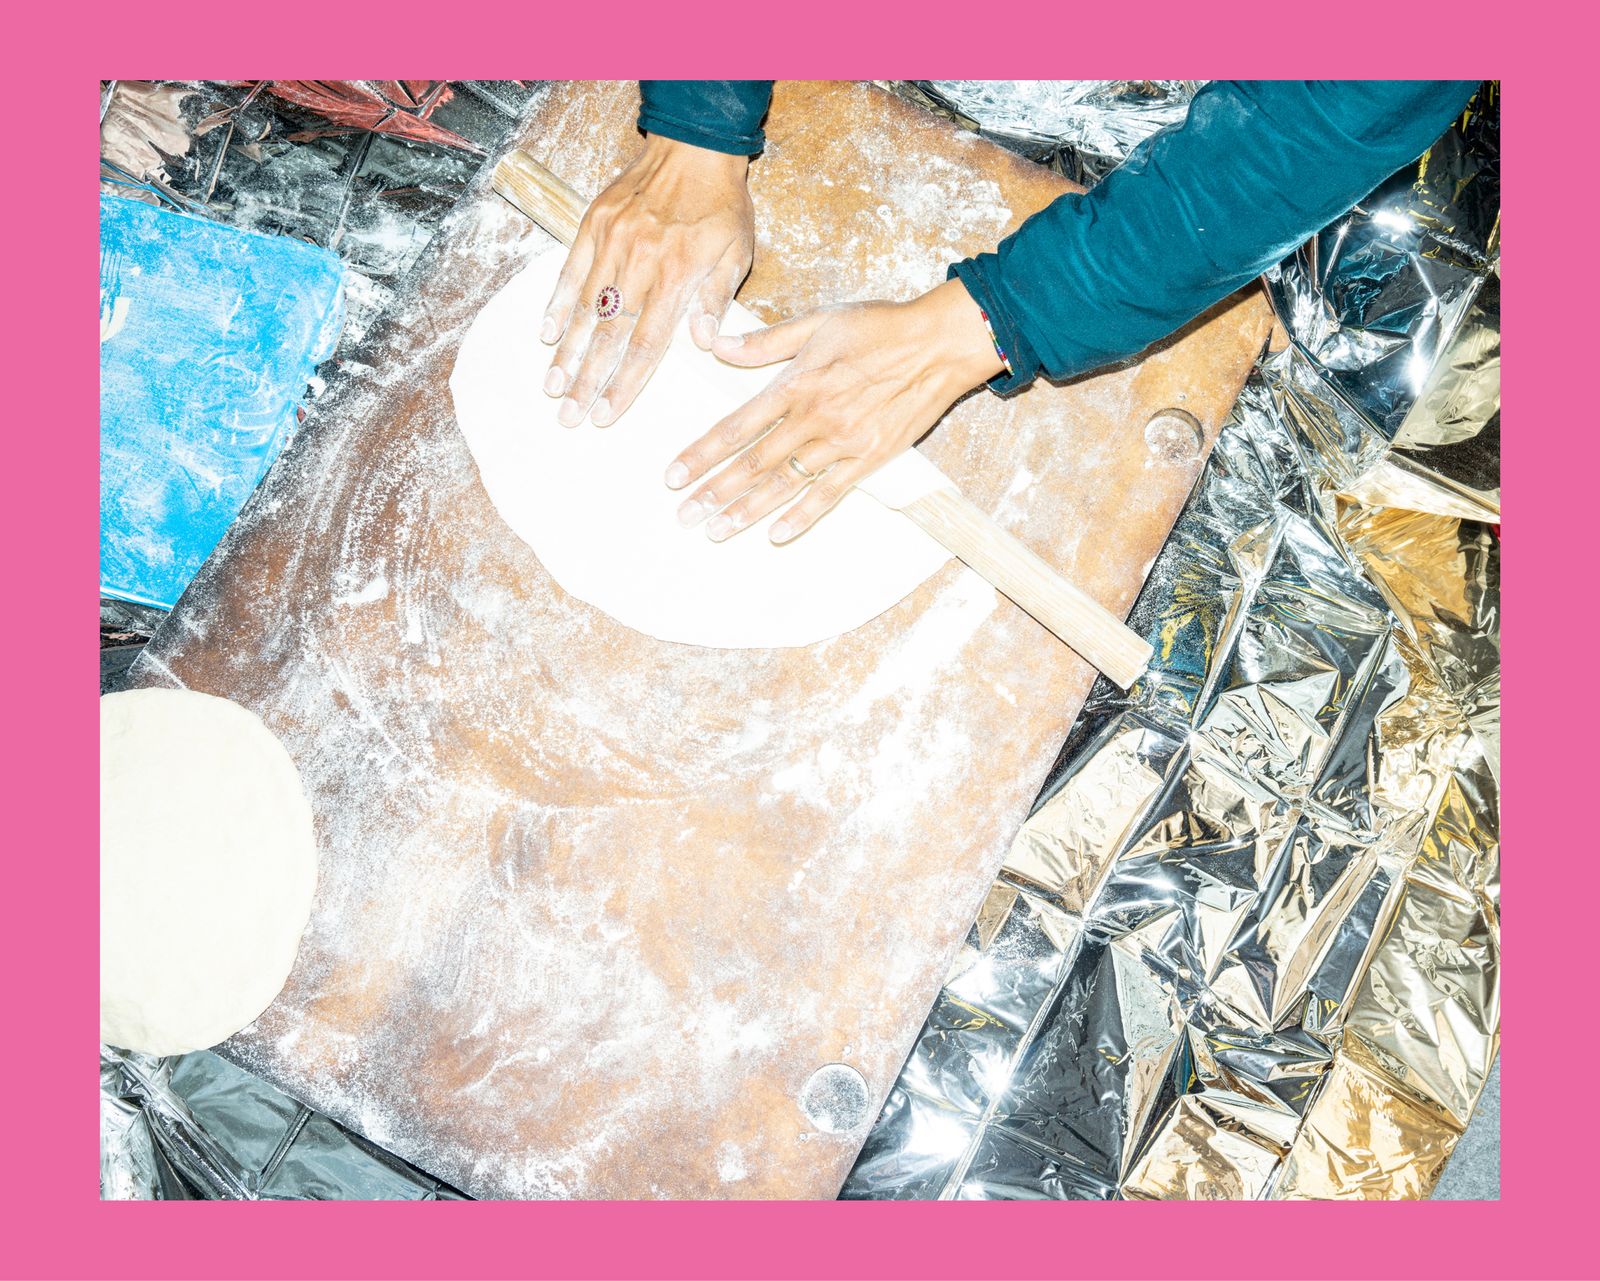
[100,195,344,608]
[953,79,1481,390]
[639,81,774,155]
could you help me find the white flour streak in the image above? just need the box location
[718,1142,749,1183]
[333,573,390,606]
[845,569,998,721]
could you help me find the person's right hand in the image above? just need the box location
[540,134,755,428]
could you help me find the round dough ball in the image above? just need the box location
[100,688,318,1056]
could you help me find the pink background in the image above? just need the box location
[12,4,1586,1276]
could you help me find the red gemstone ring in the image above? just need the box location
[595,285,625,321]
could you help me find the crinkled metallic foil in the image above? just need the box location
[898,81,1204,185]
[100,1046,466,1199]
[843,336,1500,1199]
[1268,84,1499,516]
[1274,1057,1462,1199]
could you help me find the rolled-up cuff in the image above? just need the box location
[636,107,766,156]
[948,257,1040,396]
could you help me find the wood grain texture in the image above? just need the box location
[127,81,1272,1199]
[492,150,584,247]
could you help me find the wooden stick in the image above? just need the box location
[491,148,1154,688]
[494,150,586,247]
[901,489,1150,688]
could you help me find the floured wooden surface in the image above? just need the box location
[128,81,1272,1199]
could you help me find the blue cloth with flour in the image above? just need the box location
[100,194,344,608]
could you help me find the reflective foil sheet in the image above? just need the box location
[1267,84,1499,518]
[843,342,1500,1199]
[902,81,1204,185]
[100,1046,465,1199]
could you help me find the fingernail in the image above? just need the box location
[664,462,689,489]
[692,314,715,346]
[591,398,612,426]
[706,514,733,541]
[540,315,558,344]
[770,521,793,544]
[716,332,744,349]
[557,398,583,428]
[677,498,705,526]
[544,367,566,396]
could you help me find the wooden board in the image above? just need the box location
[127,81,1272,1199]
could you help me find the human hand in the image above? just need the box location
[664,279,1005,543]
[540,134,754,428]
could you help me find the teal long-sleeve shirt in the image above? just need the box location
[637,80,1479,390]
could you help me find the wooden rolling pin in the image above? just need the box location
[492,150,1153,689]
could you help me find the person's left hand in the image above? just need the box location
[664,278,1005,544]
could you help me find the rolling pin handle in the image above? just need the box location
[493,151,586,248]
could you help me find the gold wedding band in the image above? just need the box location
[787,454,820,482]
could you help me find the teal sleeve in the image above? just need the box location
[638,81,775,156]
[950,79,1481,392]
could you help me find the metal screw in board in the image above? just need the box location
[799,1063,870,1134]
[1144,408,1204,464]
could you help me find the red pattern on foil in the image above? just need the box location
[245,81,485,155]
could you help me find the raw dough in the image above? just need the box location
[100,688,318,1056]
[448,248,951,648]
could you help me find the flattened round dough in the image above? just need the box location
[100,689,318,1056]
[448,249,951,649]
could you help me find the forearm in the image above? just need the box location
[638,80,776,156]
[954,79,1481,391]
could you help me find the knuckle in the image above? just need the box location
[600,380,635,410]
[814,480,844,506]
[738,447,765,476]
[627,340,662,369]
[573,358,609,394]
[656,258,691,291]
[622,240,657,276]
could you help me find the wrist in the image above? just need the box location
[642,132,750,181]
[914,278,1008,394]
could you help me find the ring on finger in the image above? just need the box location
[786,453,828,482]
[595,284,639,323]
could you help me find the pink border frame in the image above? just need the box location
[12,4,1592,1276]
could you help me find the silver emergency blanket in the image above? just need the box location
[910,80,1205,184]
[842,342,1500,1200]
[101,81,1499,1201]
[101,1047,464,1198]
[1267,84,1499,518]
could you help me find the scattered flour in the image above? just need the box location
[718,1141,749,1183]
